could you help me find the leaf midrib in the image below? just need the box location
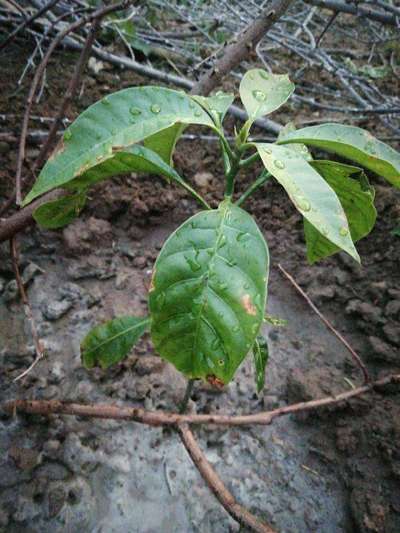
[83,317,150,357]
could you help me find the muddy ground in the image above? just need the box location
[0,37,399,533]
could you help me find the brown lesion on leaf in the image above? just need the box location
[148,268,156,292]
[206,375,225,389]
[112,145,124,153]
[241,294,257,315]
[48,138,65,161]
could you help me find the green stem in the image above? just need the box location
[236,170,271,207]
[239,151,260,169]
[224,155,240,198]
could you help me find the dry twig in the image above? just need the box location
[4,373,398,426]
[9,236,44,382]
[277,264,370,383]
[178,423,276,533]
[15,0,130,205]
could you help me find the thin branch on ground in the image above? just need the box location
[9,236,45,382]
[0,0,62,52]
[277,263,370,383]
[14,0,130,206]
[33,14,101,172]
[177,423,276,533]
[4,373,399,426]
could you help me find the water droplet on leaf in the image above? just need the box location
[184,255,202,272]
[259,71,269,80]
[274,159,285,169]
[218,359,225,366]
[294,196,311,212]
[339,226,349,237]
[194,110,202,117]
[63,130,72,141]
[150,104,161,114]
[236,232,249,242]
[102,97,110,105]
[252,90,266,102]
[130,107,141,116]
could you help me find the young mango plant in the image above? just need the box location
[24,69,400,393]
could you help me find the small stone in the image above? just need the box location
[2,279,18,302]
[385,299,400,318]
[132,255,147,269]
[193,171,214,188]
[309,285,335,301]
[368,336,397,364]
[42,298,73,321]
[383,323,400,346]
[9,446,40,470]
[63,217,112,255]
[345,300,384,325]
[135,355,165,376]
[47,486,66,518]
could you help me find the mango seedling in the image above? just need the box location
[24,69,400,393]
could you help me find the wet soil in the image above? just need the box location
[0,37,399,533]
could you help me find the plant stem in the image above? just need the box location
[179,379,195,413]
[236,170,271,206]
[224,156,240,198]
[239,151,261,169]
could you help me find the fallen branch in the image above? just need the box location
[0,0,62,52]
[190,0,293,96]
[3,373,399,426]
[304,0,400,26]
[278,264,370,383]
[177,423,275,533]
[15,0,130,205]
[0,0,289,242]
[33,15,101,172]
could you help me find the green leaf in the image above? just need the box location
[277,122,312,161]
[81,316,150,369]
[149,200,269,385]
[304,160,377,263]
[277,123,400,188]
[32,191,86,229]
[239,69,294,123]
[65,145,209,209]
[192,91,234,122]
[255,143,360,262]
[252,335,269,393]
[144,123,185,165]
[23,87,215,205]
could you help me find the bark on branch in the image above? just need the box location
[178,423,276,533]
[304,0,400,26]
[0,0,293,243]
[3,373,399,427]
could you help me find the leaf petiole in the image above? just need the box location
[236,170,271,206]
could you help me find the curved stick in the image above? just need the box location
[178,423,276,533]
[3,373,399,427]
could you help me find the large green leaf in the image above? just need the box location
[192,91,234,122]
[277,123,400,188]
[65,145,209,209]
[252,335,269,393]
[149,200,269,384]
[304,160,377,263]
[239,69,294,122]
[254,143,360,262]
[32,191,86,229]
[81,316,150,369]
[23,86,215,205]
[143,123,185,165]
